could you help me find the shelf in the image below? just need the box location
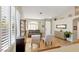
[20,20,26,37]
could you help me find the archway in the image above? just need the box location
[73,18,79,41]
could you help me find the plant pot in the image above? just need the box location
[66,38,70,41]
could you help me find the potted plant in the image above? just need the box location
[64,31,72,40]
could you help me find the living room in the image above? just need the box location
[1,6,79,52]
[18,6,79,52]
[1,0,79,59]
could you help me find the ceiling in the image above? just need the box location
[21,6,75,19]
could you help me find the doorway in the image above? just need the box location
[73,18,79,41]
[77,22,79,39]
[45,20,51,35]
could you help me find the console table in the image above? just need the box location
[54,31,66,40]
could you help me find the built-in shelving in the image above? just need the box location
[20,20,26,37]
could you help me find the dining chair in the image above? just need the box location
[31,35,41,50]
[44,35,53,46]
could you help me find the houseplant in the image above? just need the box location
[64,31,72,40]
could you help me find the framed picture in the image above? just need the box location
[73,26,77,30]
[56,24,67,29]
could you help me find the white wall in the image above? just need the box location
[53,18,73,32]
[16,9,20,38]
[52,15,79,42]
[52,17,74,42]
[15,6,22,19]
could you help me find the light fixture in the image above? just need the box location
[40,12,43,14]
[54,18,57,21]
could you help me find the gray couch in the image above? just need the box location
[28,30,42,37]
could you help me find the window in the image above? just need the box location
[0,6,10,52]
[28,21,38,30]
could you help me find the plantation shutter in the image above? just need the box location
[0,6,10,52]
